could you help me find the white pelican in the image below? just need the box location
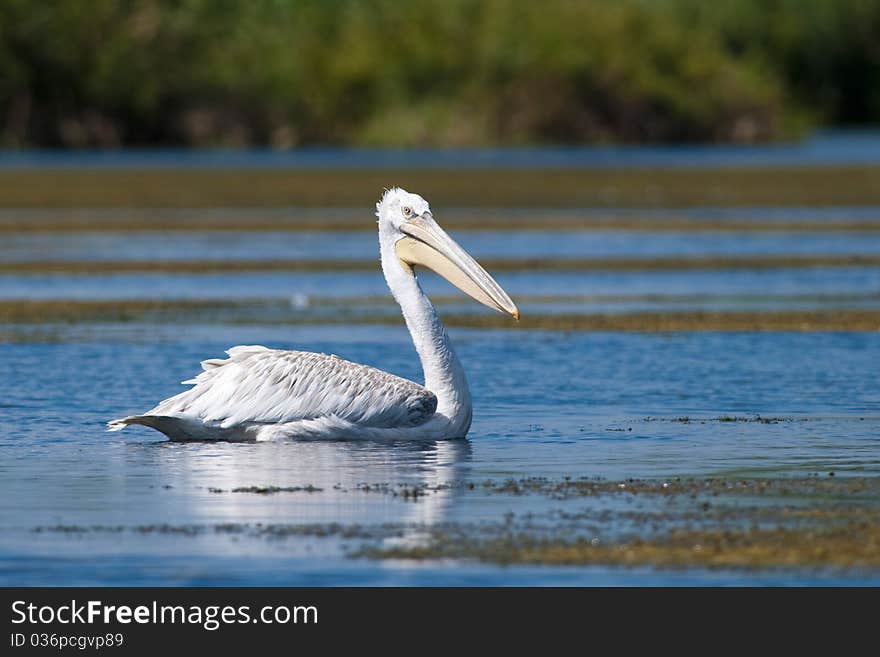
[108,188,519,441]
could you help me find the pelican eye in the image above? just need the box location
[402,206,413,218]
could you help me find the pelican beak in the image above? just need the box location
[396,213,520,319]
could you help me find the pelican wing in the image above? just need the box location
[146,345,437,429]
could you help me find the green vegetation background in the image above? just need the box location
[1,0,878,148]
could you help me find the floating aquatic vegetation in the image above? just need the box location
[33,476,880,571]
[1,167,879,211]
[2,299,880,331]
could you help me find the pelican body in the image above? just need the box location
[108,188,519,441]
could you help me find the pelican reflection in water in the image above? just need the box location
[109,188,519,441]
[147,439,472,535]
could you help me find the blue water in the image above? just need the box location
[4,229,880,262]
[2,327,879,585]
[3,267,878,317]
[2,135,879,585]
[3,223,877,318]
[2,130,880,169]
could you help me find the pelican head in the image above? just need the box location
[376,188,519,319]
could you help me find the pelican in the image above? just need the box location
[108,188,519,441]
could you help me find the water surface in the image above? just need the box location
[5,229,880,262]
[2,141,879,585]
[2,326,878,585]
[3,130,880,169]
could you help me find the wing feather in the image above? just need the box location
[149,345,437,429]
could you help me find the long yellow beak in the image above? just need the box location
[395,213,519,319]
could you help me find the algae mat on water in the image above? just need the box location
[352,476,880,570]
[4,209,880,234]
[2,300,880,331]
[32,476,880,571]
